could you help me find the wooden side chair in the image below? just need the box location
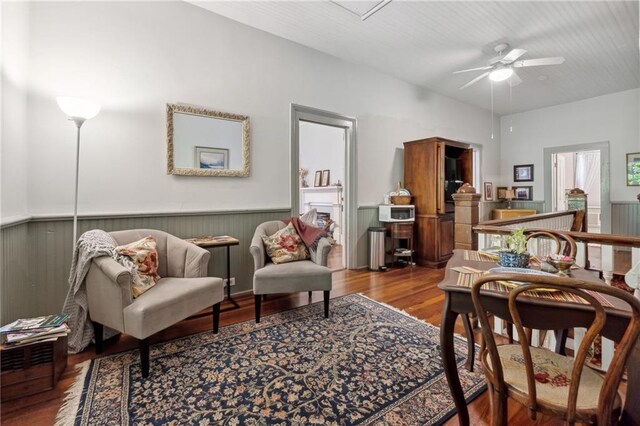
[525,230,578,259]
[471,273,640,425]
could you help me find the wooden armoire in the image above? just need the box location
[403,137,473,268]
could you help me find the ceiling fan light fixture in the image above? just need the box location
[489,66,513,82]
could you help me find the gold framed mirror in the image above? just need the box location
[166,103,250,177]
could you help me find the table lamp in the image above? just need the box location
[56,97,101,248]
[505,189,515,209]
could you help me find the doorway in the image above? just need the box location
[544,141,610,233]
[552,150,602,233]
[290,104,357,270]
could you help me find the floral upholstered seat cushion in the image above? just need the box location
[115,236,160,298]
[486,344,621,412]
[261,223,310,264]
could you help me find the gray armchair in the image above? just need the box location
[250,220,332,322]
[86,229,224,378]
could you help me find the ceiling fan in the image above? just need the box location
[454,43,565,89]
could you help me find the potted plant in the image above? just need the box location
[498,227,531,268]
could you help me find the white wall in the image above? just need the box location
[500,88,640,203]
[299,121,345,187]
[5,1,498,216]
[1,2,30,222]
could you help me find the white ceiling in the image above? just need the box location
[190,1,639,115]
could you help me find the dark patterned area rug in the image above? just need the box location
[56,294,485,425]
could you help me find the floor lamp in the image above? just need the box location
[56,97,101,248]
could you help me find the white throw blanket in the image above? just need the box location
[62,230,137,353]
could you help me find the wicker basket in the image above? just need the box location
[390,195,412,205]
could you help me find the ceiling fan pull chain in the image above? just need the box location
[509,78,513,132]
[490,80,494,140]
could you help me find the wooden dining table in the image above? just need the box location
[438,249,639,426]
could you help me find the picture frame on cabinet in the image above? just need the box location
[484,182,494,201]
[314,170,322,187]
[514,164,534,182]
[513,186,533,200]
[496,186,508,201]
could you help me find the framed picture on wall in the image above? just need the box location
[514,164,534,182]
[484,182,494,201]
[496,186,508,200]
[627,152,640,186]
[321,169,331,187]
[513,186,533,201]
[194,147,229,169]
[314,170,322,187]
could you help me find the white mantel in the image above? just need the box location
[300,186,343,245]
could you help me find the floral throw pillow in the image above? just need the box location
[261,223,310,264]
[115,236,160,298]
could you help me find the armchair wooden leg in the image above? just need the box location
[323,291,330,318]
[140,338,150,378]
[255,295,262,323]
[308,291,312,301]
[213,302,221,334]
[93,322,104,355]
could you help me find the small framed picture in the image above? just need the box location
[513,185,533,201]
[314,170,322,187]
[627,152,640,186]
[514,164,534,182]
[484,182,493,201]
[194,147,229,169]
[496,186,508,200]
[321,169,330,187]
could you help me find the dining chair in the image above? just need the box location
[525,230,577,259]
[471,273,640,426]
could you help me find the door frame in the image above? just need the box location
[290,104,357,269]
[543,141,610,233]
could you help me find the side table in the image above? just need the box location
[1,335,67,401]
[385,222,414,267]
[185,235,240,312]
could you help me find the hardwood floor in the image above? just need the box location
[1,265,573,425]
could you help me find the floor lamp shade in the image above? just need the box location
[57,96,100,249]
[56,97,100,122]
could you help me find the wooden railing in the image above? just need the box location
[473,211,640,371]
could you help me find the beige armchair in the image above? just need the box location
[250,221,332,322]
[86,229,224,378]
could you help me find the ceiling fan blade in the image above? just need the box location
[453,66,492,74]
[513,57,565,68]
[509,72,522,86]
[501,48,527,63]
[459,72,490,89]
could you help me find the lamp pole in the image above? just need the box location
[56,97,100,250]
[71,118,86,245]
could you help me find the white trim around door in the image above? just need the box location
[290,104,357,269]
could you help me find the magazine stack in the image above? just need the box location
[0,313,70,348]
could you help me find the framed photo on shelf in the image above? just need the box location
[194,147,229,170]
[496,186,508,200]
[314,170,322,187]
[321,169,331,187]
[514,164,534,182]
[627,152,640,186]
[484,182,494,201]
[513,186,533,201]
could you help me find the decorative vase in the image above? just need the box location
[498,251,531,268]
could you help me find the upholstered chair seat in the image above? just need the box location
[485,345,621,419]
